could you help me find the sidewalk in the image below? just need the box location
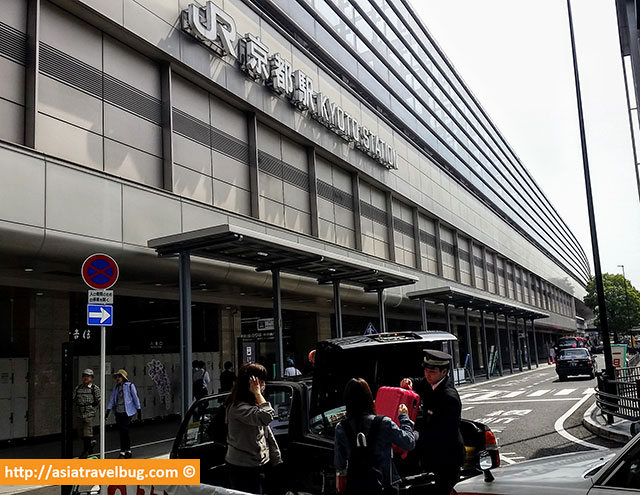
[0,418,179,495]
[582,402,634,444]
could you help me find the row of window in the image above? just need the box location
[0,1,575,320]
[290,0,590,284]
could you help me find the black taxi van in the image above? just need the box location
[170,331,500,494]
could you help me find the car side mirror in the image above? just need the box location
[478,450,495,482]
[631,422,640,436]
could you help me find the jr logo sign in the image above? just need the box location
[181,2,236,59]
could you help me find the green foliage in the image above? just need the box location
[584,273,640,335]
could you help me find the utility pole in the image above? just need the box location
[566,0,614,378]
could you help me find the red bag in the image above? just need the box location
[375,386,420,457]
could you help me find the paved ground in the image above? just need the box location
[3,363,632,495]
[459,363,621,464]
[0,419,179,495]
[0,417,180,460]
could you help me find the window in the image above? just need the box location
[440,225,456,281]
[458,236,472,285]
[600,441,640,489]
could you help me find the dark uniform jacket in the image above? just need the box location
[411,375,464,470]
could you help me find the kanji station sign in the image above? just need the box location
[181,1,398,170]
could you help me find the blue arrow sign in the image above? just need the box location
[87,304,113,326]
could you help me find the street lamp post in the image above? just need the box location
[566,0,614,378]
[618,264,632,338]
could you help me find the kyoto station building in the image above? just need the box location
[0,0,591,441]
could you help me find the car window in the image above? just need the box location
[600,442,640,489]
[179,394,228,449]
[560,349,590,358]
[265,385,293,433]
[310,405,347,436]
[178,385,293,449]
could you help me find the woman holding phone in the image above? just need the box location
[225,362,282,494]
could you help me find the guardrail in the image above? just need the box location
[595,364,640,421]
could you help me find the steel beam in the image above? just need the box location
[179,252,193,418]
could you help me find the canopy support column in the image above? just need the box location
[464,307,474,383]
[524,318,532,370]
[377,288,387,334]
[505,315,514,374]
[494,312,503,376]
[444,303,451,334]
[272,268,284,378]
[481,310,490,379]
[420,299,428,332]
[516,318,524,372]
[179,251,193,418]
[531,319,539,368]
[333,281,343,338]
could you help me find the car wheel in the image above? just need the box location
[558,374,566,382]
[589,371,595,379]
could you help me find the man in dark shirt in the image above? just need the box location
[400,349,464,495]
[219,361,236,393]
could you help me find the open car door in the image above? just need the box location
[170,393,230,487]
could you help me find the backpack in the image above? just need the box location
[193,378,207,399]
[342,415,385,495]
[74,384,99,407]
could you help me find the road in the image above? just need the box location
[459,363,621,464]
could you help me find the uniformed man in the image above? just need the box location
[400,349,464,495]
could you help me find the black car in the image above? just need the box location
[555,348,597,380]
[170,331,500,494]
[556,337,585,351]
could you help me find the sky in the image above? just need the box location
[412,0,640,289]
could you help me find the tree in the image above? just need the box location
[584,273,640,340]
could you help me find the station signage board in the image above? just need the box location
[181,1,398,170]
[257,318,275,331]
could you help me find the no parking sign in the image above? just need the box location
[82,253,119,289]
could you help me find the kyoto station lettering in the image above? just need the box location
[181,1,399,170]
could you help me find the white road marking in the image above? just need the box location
[554,394,605,450]
[460,392,483,400]
[583,388,595,395]
[502,390,526,398]
[527,389,550,397]
[457,366,548,390]
[555,388,577,396]
[500,452,525,465]
[467,391,502,401]
[466,397,583,404]
[462,406,475,411]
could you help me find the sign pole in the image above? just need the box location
[81,252,118,478]
[100,325,106,460]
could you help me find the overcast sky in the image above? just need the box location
[412,0,640,290]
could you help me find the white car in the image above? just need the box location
[453,437,640,494]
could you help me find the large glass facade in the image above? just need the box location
[267,0,590,285]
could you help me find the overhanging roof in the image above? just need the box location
[407,286,549,320]
[148,224,417,291]
[323,331,457,350]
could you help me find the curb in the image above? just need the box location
[582,403,632,444]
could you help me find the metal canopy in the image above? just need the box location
[407,286,549,320]
[149,224,417,291]
[149,224,416,415]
